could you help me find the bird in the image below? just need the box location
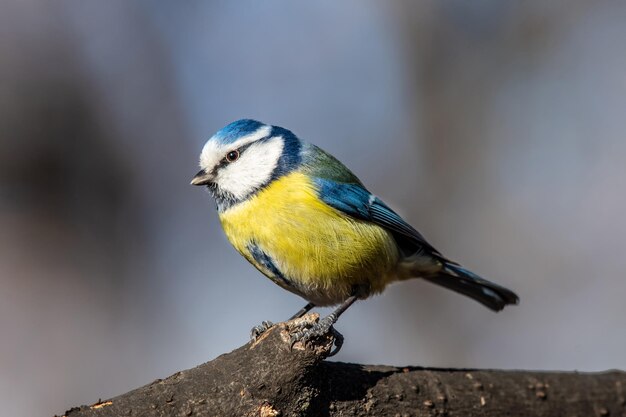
[191,119,518,352]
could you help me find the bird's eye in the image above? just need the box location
[226,150,240,162]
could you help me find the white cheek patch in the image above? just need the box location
[217,137,284,200]
[199,125,272,172]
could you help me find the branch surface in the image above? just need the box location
[58,315,626,417]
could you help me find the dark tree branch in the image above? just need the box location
[58,314,626,417]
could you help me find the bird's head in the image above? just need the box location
[191,119,302,210]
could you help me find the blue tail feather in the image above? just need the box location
[424,263,519,312]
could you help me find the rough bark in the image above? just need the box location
[58,314,626,417]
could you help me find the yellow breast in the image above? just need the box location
[218,171,400,305]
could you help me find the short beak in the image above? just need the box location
[190,170,213,186]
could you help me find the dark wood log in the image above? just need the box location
[57,314,626,417]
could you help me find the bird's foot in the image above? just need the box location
[289,313,344,356]
[250,320,274,341]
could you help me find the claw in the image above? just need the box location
[250,320,274,341]
[287,315,320,347]
[288,313,344,355]
[328,328,344,357]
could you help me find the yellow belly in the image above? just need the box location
[218,172,400,305]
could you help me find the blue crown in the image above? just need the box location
[212,119,268,144]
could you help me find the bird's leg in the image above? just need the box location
[250,302,316,341]
[289,302,315,320]
[289,295,357,356]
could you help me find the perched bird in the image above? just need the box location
[192,119,518,350]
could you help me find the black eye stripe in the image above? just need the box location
[216,142,257,169]
[236,142,256,154]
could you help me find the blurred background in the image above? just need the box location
[1,1,625,416]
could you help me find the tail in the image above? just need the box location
[423,263,519,312]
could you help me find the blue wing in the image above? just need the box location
[313,177,445,259]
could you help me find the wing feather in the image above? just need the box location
[312,177,445,258]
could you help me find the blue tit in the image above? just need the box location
[191,119,518,348]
